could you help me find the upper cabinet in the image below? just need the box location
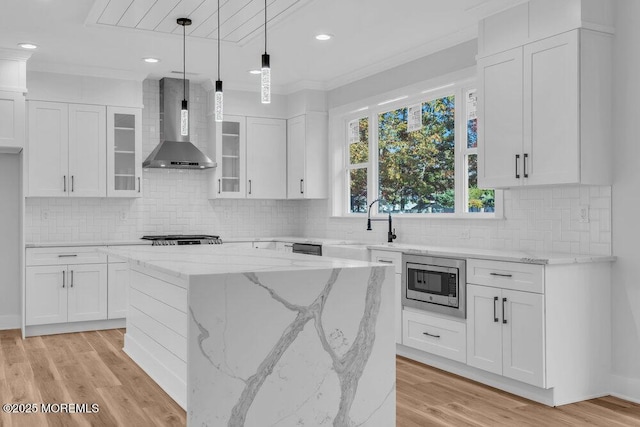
[478,29,612,189]
[27,101,106,197]
[210,115,247,199]
[287,113,328,199]
[209,116,286,199]
[107,106,142,197]
[246,117,286,199]
[0,91,26,154]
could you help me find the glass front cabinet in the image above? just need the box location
[107,106,142,197]
[210,115,246,198]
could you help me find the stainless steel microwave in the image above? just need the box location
[402,254,466,318]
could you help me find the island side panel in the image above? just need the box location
[124,265,189,409]
[188,265,395,427]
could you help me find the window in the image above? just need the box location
[338,79,500,218]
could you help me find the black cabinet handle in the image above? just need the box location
[515,154,520,179]
[490,272,513,278]
[248,180,252,195]
[62,270,65,288]
[300,179,304,194]
[138,177,141,193]
[494,296,499,322]
[71,175,74,192]
[502,298,507,324]
[63,175,67,192]
[58,254,78,258]
[218,179,221,194]
[423,331,440,339]
[70,270,74,288]
[523,153,529,178]
[378,260,393,264]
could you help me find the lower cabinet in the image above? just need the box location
[403,309,466,363]
[370,250,402,344]
[26,263,107,325]
[108,262,129,319]
[466,283,545,387]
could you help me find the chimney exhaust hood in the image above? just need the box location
[143,78,216,169]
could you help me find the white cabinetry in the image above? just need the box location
[478,29,611,188]
[25,246,125,336]
[107,106,142,197]
[287,113,328,199]
[246,117,286,199]
[108,262,129,319]
[0,90,25,153]
[27,101,107,197]
[402,309,466,363]
[209,116,286,199]
[371,250,402,344]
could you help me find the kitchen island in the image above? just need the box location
[103,245,395,426]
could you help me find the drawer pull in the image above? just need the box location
[70,270,74,288]
[378,260,394,264]
[502,298,508,324]
[423,331,440,339]
[493,296,499,322]
[490,272,513,278]
[58,254,78,258]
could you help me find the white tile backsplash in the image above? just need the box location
[299,184,612,256]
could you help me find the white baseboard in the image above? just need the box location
[610,374,640,404]
[0,314,21,330]
[25,318,126,337]
[124,332,186,410]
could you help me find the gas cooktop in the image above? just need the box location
[141,235,222,246]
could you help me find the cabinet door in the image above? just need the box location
[107,106,142,197]
[477,47,523,189]
[68,104,106,197]
[524,31,579,186]
[214,115,246,198]
[287,115,306,199]
[108,263,129,319]
[67,264,108,322]
[0,91,25,153]
[466,284,502,375]
[502,289,545,387]
[27,101,69,197]
[394,273,402,344]
[26,266,67,325]
[246,117,286,199]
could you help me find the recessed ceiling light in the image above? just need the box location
[315,34,332,41]
[249,70,261,75]
[143,57,160,63]
[18,43,38,50]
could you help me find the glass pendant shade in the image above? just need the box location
[261,53,271,104]
[215,80,223,122]
[180,99,189,136]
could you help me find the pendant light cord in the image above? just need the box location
[264,0,267,54]
[217,0,220,79]
[183,21,186,100]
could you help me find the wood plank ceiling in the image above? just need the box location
[89,0,311,44]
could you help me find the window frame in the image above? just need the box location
[330,71,503,219]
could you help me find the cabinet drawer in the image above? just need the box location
[370,250,402,274]
[402,309,466,363]
[26,247,107,266]
[467,259,544,293]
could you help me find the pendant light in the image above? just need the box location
[214,0,223,122]
[177,17,192,136]
[261,0,271,104]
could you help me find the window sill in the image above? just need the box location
[330,213,504,220]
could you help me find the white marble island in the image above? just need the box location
[103,245,395,426]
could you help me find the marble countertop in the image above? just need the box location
[25,240,152,248]
[363,243,615,265]
[101,245,375,280]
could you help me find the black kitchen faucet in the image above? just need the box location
[366,199,397,243]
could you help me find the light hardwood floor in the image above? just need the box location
[1,329,639,426]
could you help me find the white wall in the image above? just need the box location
[611,0,640,402]
[25,79,306,243]
[0,154,21,328]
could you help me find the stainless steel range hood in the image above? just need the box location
[143,78,216,169]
